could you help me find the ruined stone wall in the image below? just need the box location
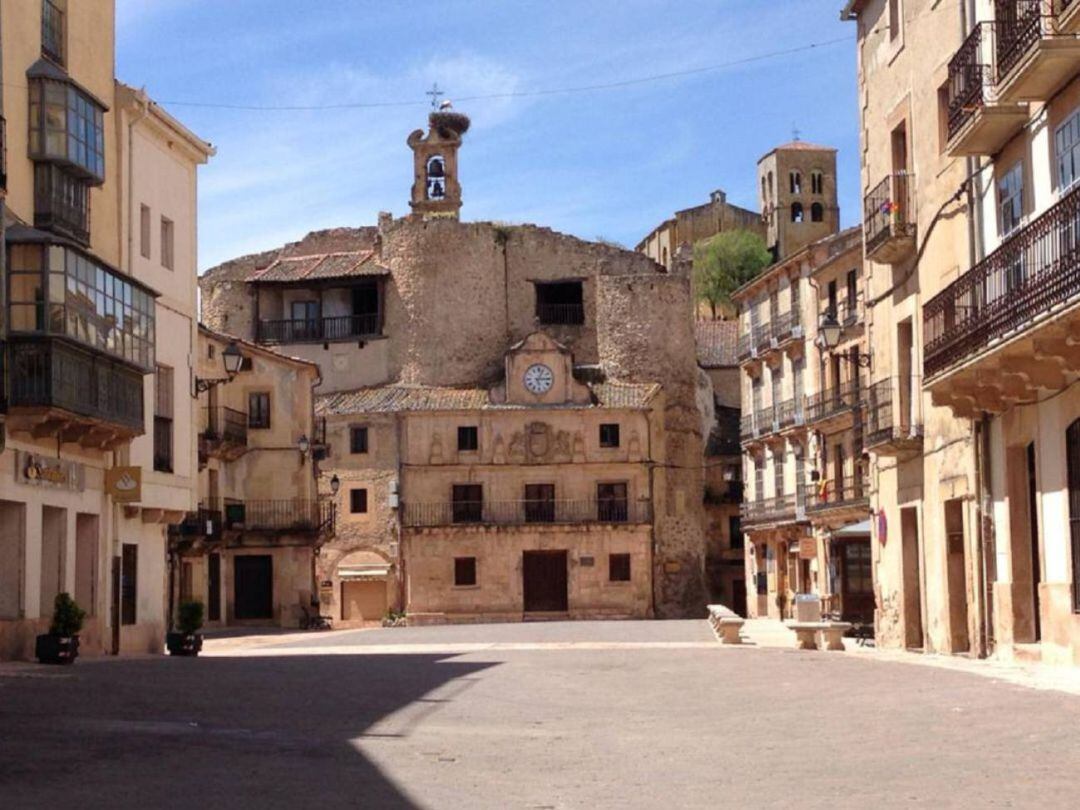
[595,274,707,618]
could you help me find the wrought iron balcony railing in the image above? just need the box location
[4,338,144,431]
[256,313,381,344]
[402,498,652,528]
[995,0,1049,81]
[201,406,248,446]
[736,331,752,360]
[806,475,870,513]
[770,310,801,344]
[806,380,863,424]
[222,499,333,533]
[753,322,771,352]
[866,377,924,450]
[774,398,805,431]
[741,492,799,527]
[740,405,774,441]
[864,172,916,260]
[924,180,1080,378]
[947,22,993,142]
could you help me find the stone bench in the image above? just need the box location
[788,621,852,651]
[706,604,745,645]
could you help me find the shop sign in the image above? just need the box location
[17,452,84,492]
[105,466,142,503]
[799,536,817,560]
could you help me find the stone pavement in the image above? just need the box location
[2,620,1079,809]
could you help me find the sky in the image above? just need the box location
[115,0,860,272]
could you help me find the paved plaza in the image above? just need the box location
[2,621,1079,809]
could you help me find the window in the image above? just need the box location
[811,202,824,222]
[291,300,319,340]
[597,482,628,522]
[351,280,382,336]
[1067,419,1080,612]
[791,202,804,223]
[889,0,901,41]
[454,557,477,587]
[140,205,151,259]
[1056,109,1080,190]
[350,426,369,454]
[535,281,584,325]
[729,516,744,550]
[827,279,838,320]
[153,365,173,473]
[160,217,174,270]
[34,164,90,243]
[207,343,215,360]
[774,451,785,497]
[121,543,137,626]
[609,553,631,582]
[452,484,483,523]
[350,489,368,514]
[524,483,556,523]
[42,0,65,64]
[998,162,1024,237]
[811,171,824,195]
[599,423,620,448]
[789,171,802,194]
[426,154,446,200]
[458,425,479,452]
[28,78,105,182]
[248,392,270,429]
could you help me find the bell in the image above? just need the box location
[428,158,445,178]
[430,180,444,198]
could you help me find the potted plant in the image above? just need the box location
[36,592,86,665]
[166,601,205,657]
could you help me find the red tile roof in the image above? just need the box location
[695,320,739,368]
[247,250,388,283]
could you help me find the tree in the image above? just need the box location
[692,230,773,319]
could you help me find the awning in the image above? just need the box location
[832,519,871,538]
[338,564,390,582]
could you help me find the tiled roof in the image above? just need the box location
[772,140,837,152]
[695,320,739,368]
[248,250,388,283]
[316,381,660,416]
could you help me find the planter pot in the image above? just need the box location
[35,634,79,665]
[166,632,203,657]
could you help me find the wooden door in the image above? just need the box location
[732,579,747,618]
[208,553,221,622]
[234,555,273,620]
[342,581,387,623]
[840,540,874,623]
[523,551,568,612]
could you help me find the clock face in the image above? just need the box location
[523,363,554,395]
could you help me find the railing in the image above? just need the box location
[202,406,248,446]
[806,475,870,512]
[173,504,224,541]
[741,493,797,526]
[42,0,65,63]
[34,165,90,245]
[740,405,774,441]
[736,332,752,360]
[947,22,993,141]
[4,339,144,430]
[222,499,333,533]
[256,313,380,344]
[705,482,743,505]
[995,1,1047,82]
[402,498,652,528]
[864,172,916,256]
[771,310,801,343]
[924,180,1080,378]
[775,398,804,430]
[753,322,771,352]
[536,302,585,325]
[866,377,923,447]
[806,380,862,424]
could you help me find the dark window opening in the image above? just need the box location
[458,426,479,452]
[454,557,477,587]
[536,281,584,325]
[350,426,369,454]
[153,365,173,473]
[34,164,90,243]
[524,483,556,523]
[609,553,631,582]
[350,489,368,514]
[791,202,804,223]
[597,482,629,522]
[351,281,381,336]
[42,0,66,65]
[452,484,483,524]
[248,392,270,429]
[291,300,319,341]
[599,423,620,448]
[730,516,744,550]
[811,202,824,222]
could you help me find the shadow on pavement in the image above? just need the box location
[0,652,495,809]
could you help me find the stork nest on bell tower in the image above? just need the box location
[429,110,471,137]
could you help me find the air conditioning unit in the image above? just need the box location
[387,492,400,509]
[389,479,400,495]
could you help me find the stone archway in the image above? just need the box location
[327,548,396,626]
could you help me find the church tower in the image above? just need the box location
[757,140,839,261]
[407,105,470,219]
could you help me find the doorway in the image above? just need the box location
[732,579,747,618]
[900,507,924,649]
[74,514,99,617]
[40,506,67,615]
[522,551,568,612]
[840,540,874,623]
[234,555,273,620]
[342,580,388,623]
[944,500,971,653]
[1026,443,1042,641]
[208,553,221,622]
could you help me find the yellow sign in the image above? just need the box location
[105,466,142,503]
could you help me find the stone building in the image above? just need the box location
[636,189,763,270]
[169,327,326,629]
[734,227,871,623]
[200,109,708,621]
[843,0,1080,666]
[0,1,213,660]
[758,141,841,262]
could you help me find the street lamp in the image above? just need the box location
[329,474,341,495]
[297,434,311,456]
[192,341,245,397]
[816,314,872,369]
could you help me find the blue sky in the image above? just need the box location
[115,0,859,271]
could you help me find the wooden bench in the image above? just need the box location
[706,604,745,645]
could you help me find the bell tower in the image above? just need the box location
[407,104,470,219]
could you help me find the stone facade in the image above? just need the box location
[758,141,841,262]
[636,189,764,270]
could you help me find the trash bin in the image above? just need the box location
[794,593,822,623]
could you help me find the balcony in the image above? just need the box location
[753,322,771,354]
[769,310,803,350]
[736,331,752,361]
[995,1,1080,103]
[402,499,652,529]
[806,475,870,519]
[806,380,863,428]
[924,182,1080,412]
[170,504,224,545]
[200,406,248,460]
[865,377,924,457]
[740,405,773,444]
[946,22,1028,157]
[222,499,333,534]
[741,492,805,529]
[34,164,90,245]
[2,338,144,445]
[774,398,806,433]
[1059,0,1080,34]
[705,481,744,506]
[864,172,916,265]
[256,313,380,345]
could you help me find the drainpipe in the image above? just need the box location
[644,405,657,619]
[395,412,406,613]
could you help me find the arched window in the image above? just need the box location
[426,155,446,200]
[768,171,774,197]
[1067,419,1080,610]
[811,202,824,222]
[761,177,768,206]
[791,202,804,223]
[811,171,824,195]
[790,171,802,194]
